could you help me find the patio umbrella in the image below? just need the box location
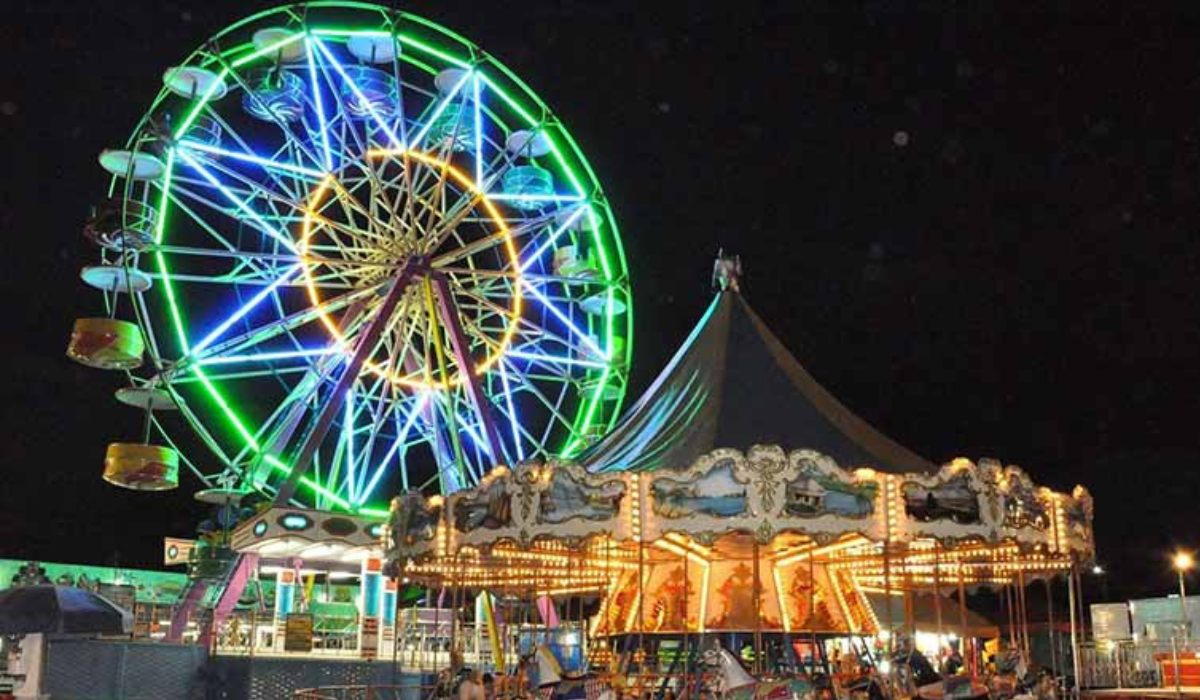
[0,585,133,635]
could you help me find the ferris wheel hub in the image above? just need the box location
[299,148,520,389]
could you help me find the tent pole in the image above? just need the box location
[1045,577,1059,676]
[637,537,646,691]
[682,538,690,695]
[1068,561,1081,699]
[752,537,763,676]
[957,563,969,673]
[809,547,818,672]
[1017,568,1030,659]
[883,542,894,654]
[1006,581,1017,648]
[904,549,915,640]
[934,541,944,650]
[1074,566,1087,644]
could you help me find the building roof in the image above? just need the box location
[581,289,936,474]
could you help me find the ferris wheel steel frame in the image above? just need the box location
[89,3,634,516]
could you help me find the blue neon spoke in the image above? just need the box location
[177,140,326,178]
[408,68,472,147]
[507,351,606,370]
[197,347,338,366]
[489,194,585,203]
[177,150,298,253]
[517,205,587,274]
[358,393,428,504]
[396,412,409,492]
[520,280,609,360]
[457,415,491,469]
[431,395,473,490]
[305,37,335,172]
[343,388,357,503]
[311,38,403,148]
[473,74,484,185]
[189,264,302,357]
[497,360,525,461]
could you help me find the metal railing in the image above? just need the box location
[1078,639,1200,690]
[205,611,566,672]
[294,684,434,700]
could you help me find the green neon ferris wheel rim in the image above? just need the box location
[97,2,634,516]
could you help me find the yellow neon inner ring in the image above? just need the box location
[300,148,522,390]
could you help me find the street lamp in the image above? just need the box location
[1173,552,1193,639]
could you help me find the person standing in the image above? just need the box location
[460,670,485,700]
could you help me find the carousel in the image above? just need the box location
[386,261,1096,700]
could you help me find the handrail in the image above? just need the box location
[1077,639,1200,690]
[293,683,438,700]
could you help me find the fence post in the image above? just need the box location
[115,643,128,699]
[1172,636,1182,696]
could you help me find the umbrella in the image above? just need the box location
[0,585,133,635]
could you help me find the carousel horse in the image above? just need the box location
[699,643,814,700]
[888,647,988,700]
[531,643,610,700]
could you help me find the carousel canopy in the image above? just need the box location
[581,289,935,474]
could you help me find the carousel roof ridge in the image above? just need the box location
[579,279,937,475]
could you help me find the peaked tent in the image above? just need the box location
[580,289,935,474]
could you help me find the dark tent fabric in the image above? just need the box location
[0,585,133,635]
[864,592,999,639]
[580,290,935,474]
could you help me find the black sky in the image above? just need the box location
[2,1,1199,601]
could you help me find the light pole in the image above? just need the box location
[1173,552,1193,639]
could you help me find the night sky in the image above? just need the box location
[2,1,1199,602]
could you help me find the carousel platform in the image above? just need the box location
[1084,689,1200,699]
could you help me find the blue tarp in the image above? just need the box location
[0,585,133,635]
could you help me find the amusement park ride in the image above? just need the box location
[66,3,1095,700]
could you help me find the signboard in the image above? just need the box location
[1130,596,1200,641]
[1091,602,1132,641]
[284,613,314,652]
[163,538,196,566]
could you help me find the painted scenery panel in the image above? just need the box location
[454,479,511,531]
[784,464,876,518]
[392,492,441,547]
[538,471,624,524]
[1003,481,1049,530]
[903,474,980,523]
[1065,496,1091,538]
[706,560,780,630]
[651,462,747,518]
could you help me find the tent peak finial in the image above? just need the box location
[712,250,742,292]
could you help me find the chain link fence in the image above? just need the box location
[39,637,435,700]
[44,637,207,700]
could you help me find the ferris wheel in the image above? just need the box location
[68,2,633,514]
